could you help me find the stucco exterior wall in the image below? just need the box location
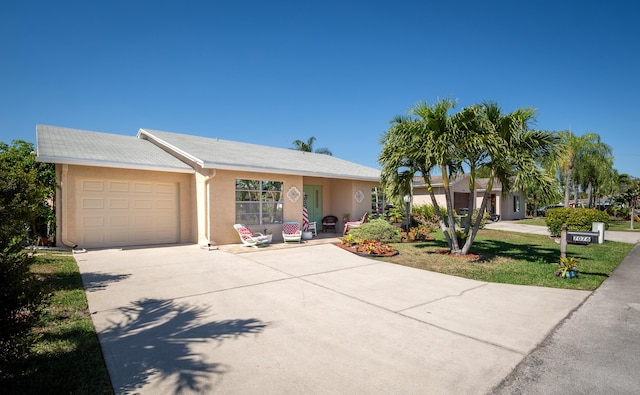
[413,186,446,207]
[206,169,305,245]
[55,164,196,248]
[501,191,526,220]
[54,164,380,248]
[207,171,379,245]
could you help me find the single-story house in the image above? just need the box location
[411,173,526,221]
[36,125,381,249]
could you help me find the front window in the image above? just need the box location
[513,195,520,213]
[236,179,283,225]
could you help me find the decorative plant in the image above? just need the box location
[557,256,579,278]
[347,219,403,242]
[455,230,468,241]
[341,233,356,245]
[409,224,434,241]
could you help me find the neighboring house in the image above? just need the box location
[36,125,380,248]
[411,174,526,221]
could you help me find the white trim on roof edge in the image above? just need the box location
[36,155,195,174]
[138,129,205,167]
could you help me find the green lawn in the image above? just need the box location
[2,252,112,394]
[380,228,634,290]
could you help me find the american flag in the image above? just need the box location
[302,193,309,231]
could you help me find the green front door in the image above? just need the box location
[303,185,322,224]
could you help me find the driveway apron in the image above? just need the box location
[76,244,590,394]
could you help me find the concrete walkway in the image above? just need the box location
[77,243,590,394]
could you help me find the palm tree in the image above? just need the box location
[572,136,614,207]
[379,99,560,255]
[553,131,611,207]
[379,98,461,250]
[291,136,332,156]
[464,102,559,252]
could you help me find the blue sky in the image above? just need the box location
[2,1,638,176]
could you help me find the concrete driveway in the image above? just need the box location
[76,244,590,394]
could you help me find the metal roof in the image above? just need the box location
[139,128,381,181]
[36,125,194,173]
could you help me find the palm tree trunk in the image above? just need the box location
[564,168,572,207]
[424,177,451,246]
[461,176,494,255]
[441,166,460,253]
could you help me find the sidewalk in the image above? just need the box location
[493,243,640,394]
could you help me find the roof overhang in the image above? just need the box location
[36,155,195,174]
[198,161,380,182]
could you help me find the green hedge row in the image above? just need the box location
[546,208,609,236]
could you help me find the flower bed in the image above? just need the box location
[334,240,399,257]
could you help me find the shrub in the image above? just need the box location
[546,208,610,236]
[412,204,445,225]
[408,224,434,241]
[347,219,403,242]
[0,246,48,371]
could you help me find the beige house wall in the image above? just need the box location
[412,178,527,220]
[206,169,305,245]
[54,164,196,248]
[207,171,379,245]
[501,190,526,220]
[54,164,380,248]
[413,186,446,207]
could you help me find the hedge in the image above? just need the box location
[546,208,609,236]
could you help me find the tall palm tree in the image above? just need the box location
[464,102,559,252]
[572,136,614,207]
[291,136,333,156]
[379,98,462,250]
[379,99,560,255]
[553,131,610,207]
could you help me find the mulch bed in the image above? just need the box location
[435,248,481,260]
[333,242,399,257]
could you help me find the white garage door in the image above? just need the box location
[76,178,179,248]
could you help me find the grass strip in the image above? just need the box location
[2,251,112,394]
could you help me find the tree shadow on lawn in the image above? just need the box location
[100,298,269,394]
[413,238,561,264]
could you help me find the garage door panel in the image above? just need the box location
[82,180,104,191]
[109,199,129,209]
[134,216,153,226]
[110,232,132,244]
[82,230,106,245]
[82,198,105,209]
[109,216,130,227]
[134,183,153,193]
[109,182,129,192]
[134,199,153,209]
[156,199,174,209]
[77,178,179,248]
[83,217,105,227]
[133,232,154,242]
[156,184,174,194]
[154,229,178,240]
